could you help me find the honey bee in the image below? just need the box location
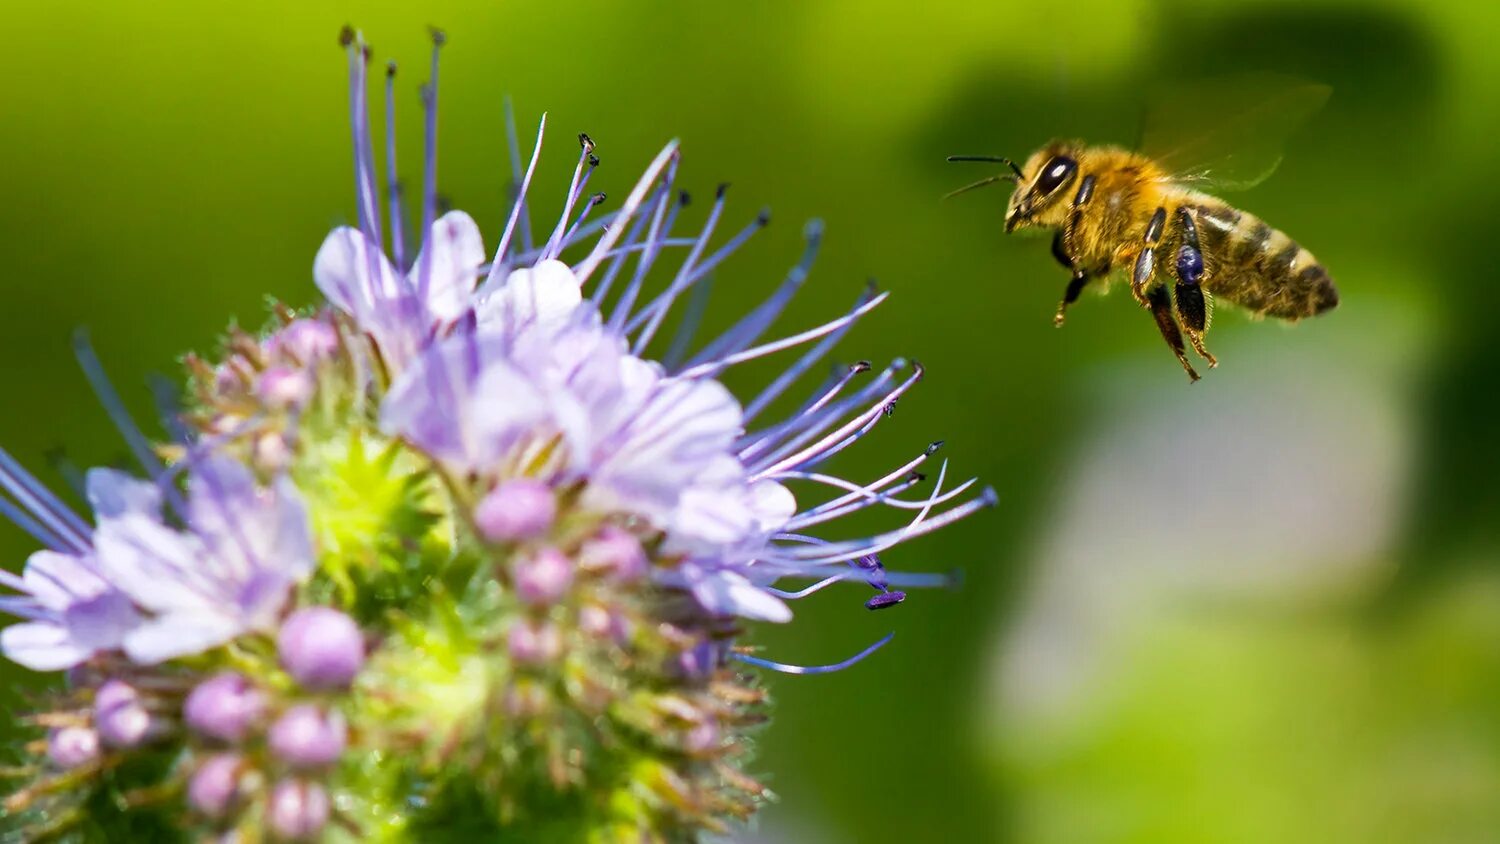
[949,78,1338,381]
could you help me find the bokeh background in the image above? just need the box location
[2,1,1496,841]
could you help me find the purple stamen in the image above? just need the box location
[679,288,889,380]
[739,361,875,461]
[541,134,597,260]
[575,141,681,286]
[0,447,91,551]
[630,184,729,355]
[557,192,607,255]
[342,29,382,255]
[384,60,408,270]
[865,591,906,610]
[741,283,877,423]
[661,271,715,371]
[481,113,546,292]
[687,220,823,369]
[606,156,682,335]
[413,30,445,306]
[750,361,918,480]
[587,188,661,307]
[731,632,894,675]
[71,331,169,485]
[502,97,536,254]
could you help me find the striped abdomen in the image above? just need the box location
[1191,200,1338,320]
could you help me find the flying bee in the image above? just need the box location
[948,77,1338,381]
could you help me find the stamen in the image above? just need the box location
[557,192,606,254]
[661,272,714,371]
[741,281,877,423]
[679,287,888,380]
[865,591,906,610]
[72,331,165,480]
[541,134,599,260]
[587,189,659,307]
[627,202,770,343]
[730,632,894,675]
[147,373,191,444]
[384,60,408,270]
[786,441,941,520]
[575,140,681,286]
[0,447,91,550]
[606,155,682,334]
[413,30,445,305]
[749,361,918,479]
[503,97,536,254]
[343,29,386,296]
[739,361,879,463]
[480,114,546,292]
[630,184,729,355]
[688,220,822,368]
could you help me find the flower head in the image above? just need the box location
[0,26,992,842]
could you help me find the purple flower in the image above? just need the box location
[277,607,366,689]
[184,673,267,743]
[321,71,993,634]
[514,548,575,606]
[46,726,100,769]
[188,753,243,818]
[1,452,316,668]
[94,680,151,748]
[268,704,347,769]
[474,479,556,542]
[90,456,315,664]
[267,779,331,840]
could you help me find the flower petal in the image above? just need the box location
[690,570,792,623]
[0,622,91,671]
[123,613,241,665]
[85,468,162,520]
[410,210,486,323]
[475,259,583,337]
[313,226,404,320]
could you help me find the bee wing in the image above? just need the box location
[1139,74,1331,192]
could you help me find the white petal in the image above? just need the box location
[691,571,792,623]
[93,516,211,614]
[0,622,91,671]
[123,613,241,665]
[409,210,486,322]
[22,551,105,611]
[475,259,583,336]
[313,226,404,320]
[597,377,743,509]
[748,480,797,533]
[85,468,162,519]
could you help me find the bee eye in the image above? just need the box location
[1034,156,1077,195]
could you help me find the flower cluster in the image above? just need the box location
[0,28,991,842]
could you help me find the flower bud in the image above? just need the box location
[94,680,150,748]
[278,607,365,690]
[507,620,562,666]
[188,753,244,819]
[266,779,330,841]
[578,525,646,581]
[185,673,266,743]
[266,319,339,364]
[46,726,99,769]
[515,547,574,606]
[474,479,556,542]
[268,705,347,769]
[257,366,314,409]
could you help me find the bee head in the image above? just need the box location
[1006,142,1082,233]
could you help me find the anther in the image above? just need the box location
[578,132,595,153]
[338,25,355,48]
[716,182,730,199]
[850,360,872,373]
[429,26,447,46]
[756,208,772,226]
[589,191,607,207]
[925,440,944,455]
[865,591,907,611]
[678,190,692,207]
[386,60,397,78]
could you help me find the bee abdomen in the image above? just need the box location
[1196,205,1338,320]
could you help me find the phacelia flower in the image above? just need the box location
[0,27,992,842]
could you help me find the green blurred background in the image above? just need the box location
[2,1,1496,841]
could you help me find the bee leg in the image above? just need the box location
[1130,206,1168,309]
[1169,209,1219,368]
[1146,283,1200,382]
[1053,175,1097,327]
[1051,232,1091,327]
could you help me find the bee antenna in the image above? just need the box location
[943,174,1010,200]
[947,155,1025,179]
